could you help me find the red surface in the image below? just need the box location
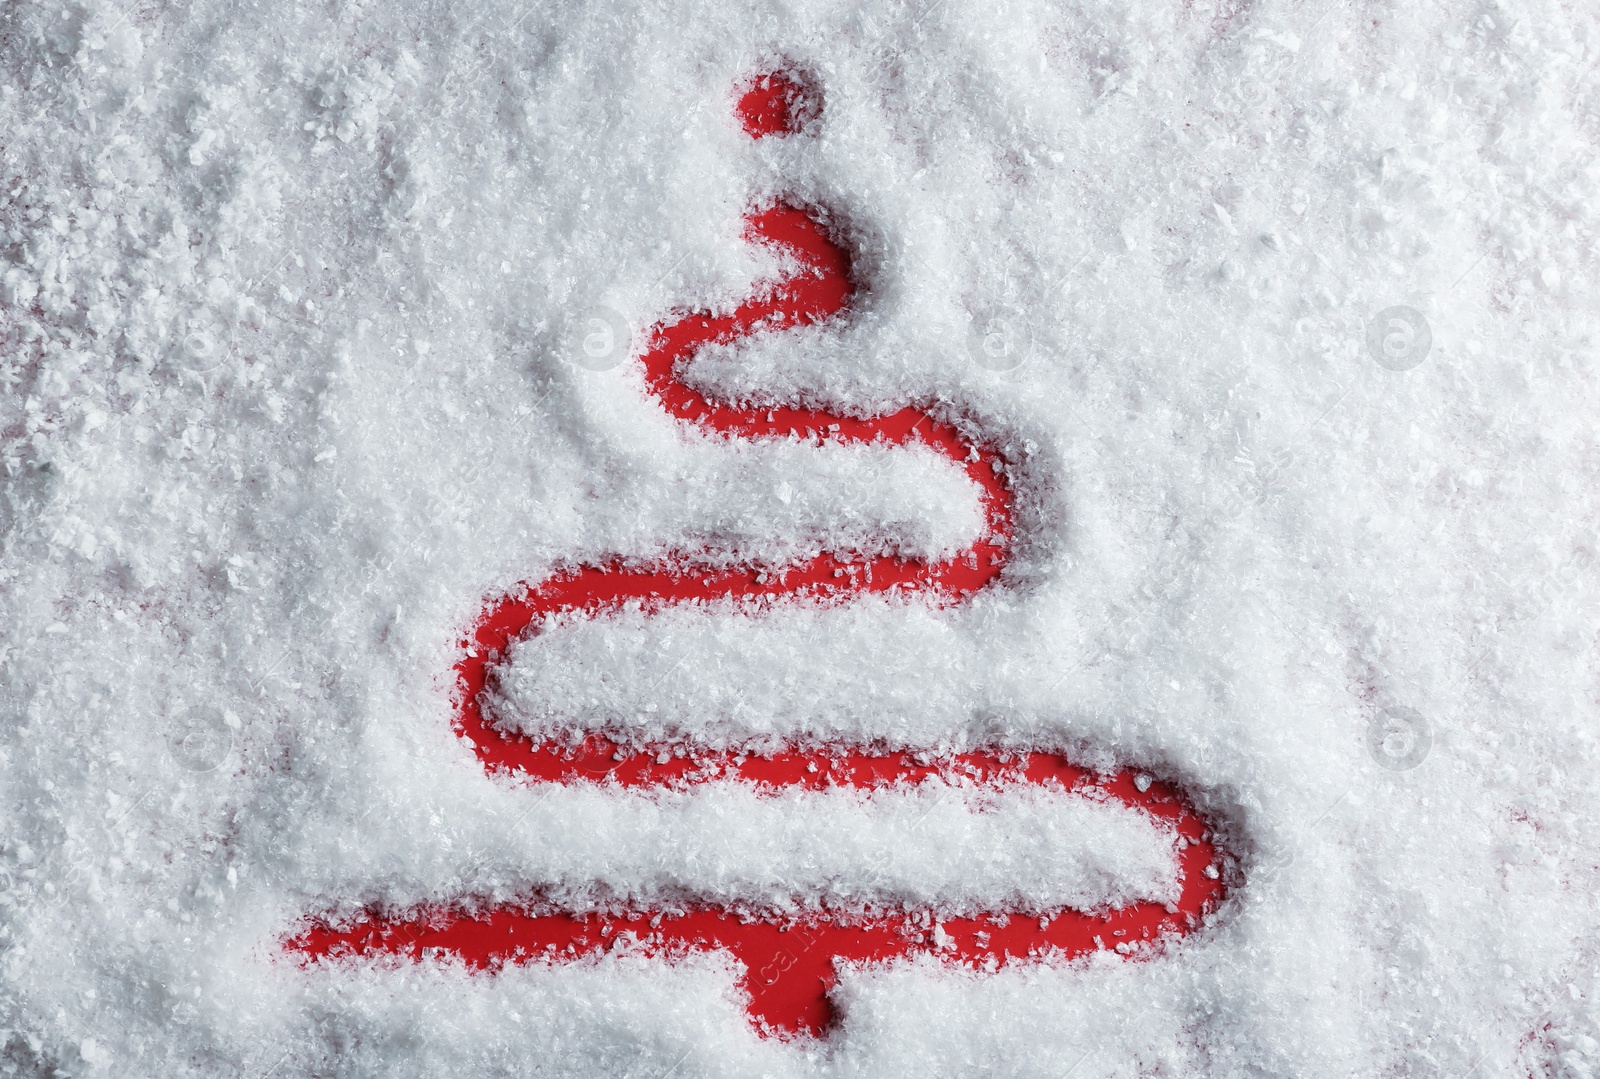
[287,71,1230,1039]
[294,762,1221,1038]
[736,69,819,137]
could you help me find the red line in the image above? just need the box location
[292,769,1221,1039]
[286,70,1229,1040]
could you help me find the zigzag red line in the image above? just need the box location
[287,72,1229,1040]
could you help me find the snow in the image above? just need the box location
[3,0,1600,1075]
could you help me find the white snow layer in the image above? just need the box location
[2,0,1599,1076]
